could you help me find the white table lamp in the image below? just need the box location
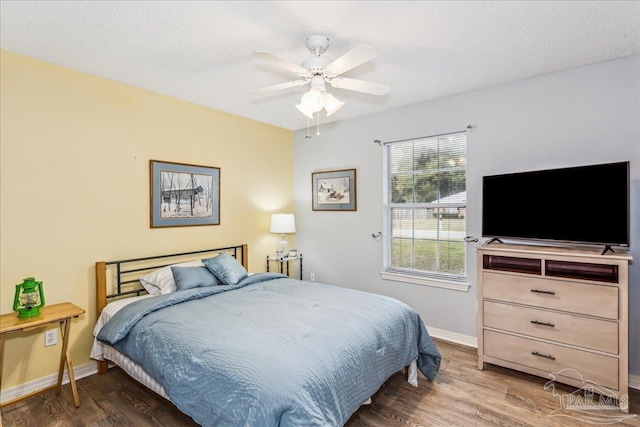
[270,213,295,258]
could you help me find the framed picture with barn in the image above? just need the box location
[150,160,220,228]
[312,168,357,211]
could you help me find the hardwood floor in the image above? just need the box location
[2,339,639,426]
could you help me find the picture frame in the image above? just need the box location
[150,160,220,228]
[312,168,357,211]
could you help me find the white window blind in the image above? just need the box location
[384,131,467,282]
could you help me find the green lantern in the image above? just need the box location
[13,277,45,318]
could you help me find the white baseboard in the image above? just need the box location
[427,326,477,348]
[0,362,97,405]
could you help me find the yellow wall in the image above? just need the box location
[0,50,293,391]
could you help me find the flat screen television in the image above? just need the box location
[482,161,630,248]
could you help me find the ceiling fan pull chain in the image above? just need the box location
[305,117,311,139]
[316,112,320,136]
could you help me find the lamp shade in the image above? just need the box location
[296,88,324,118]
[323,93,345,117]
[270,213,296,234]
[296,102,315,119]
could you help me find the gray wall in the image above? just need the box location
[293,54,639,375]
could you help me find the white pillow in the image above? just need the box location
[139,260,204,295]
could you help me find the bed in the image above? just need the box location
[92,244,441,426]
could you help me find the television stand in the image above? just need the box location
[485,237,503,244]
[476,243,631,412]
[601,245,615,255]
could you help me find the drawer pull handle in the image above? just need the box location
[530,289,555,295]
[530,320,555,327]
[532,351,556,360]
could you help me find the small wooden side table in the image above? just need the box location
[0,302,85,408]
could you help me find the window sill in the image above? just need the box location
[380,271,470,292]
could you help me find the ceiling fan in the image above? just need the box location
[250,35,390,118]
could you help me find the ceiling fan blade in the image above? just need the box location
[328,77,390,96]
[325,44,378,76]
[252,51,310,77]
[249,79,310,94]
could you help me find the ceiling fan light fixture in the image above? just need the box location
[296,102,315,119]
[306,87,325,112]
[297,87,324,118]
[251,35,389,122]
[323,93,345,117]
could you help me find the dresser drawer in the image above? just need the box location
[483,301,618,353]
[484,330,618,390]
[482,271,618,319]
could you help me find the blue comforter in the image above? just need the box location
[98,273,441,426]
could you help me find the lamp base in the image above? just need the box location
[278,234,290,258]
[16,307,42,318]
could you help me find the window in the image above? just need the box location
[383,132,467,287]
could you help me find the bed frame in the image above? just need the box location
[94,244,248,374]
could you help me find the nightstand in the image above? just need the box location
[266,254,303,280]
[0,302,85,408]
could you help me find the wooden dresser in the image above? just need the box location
[476,243,631,411]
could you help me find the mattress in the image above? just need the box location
[92,294,170,398]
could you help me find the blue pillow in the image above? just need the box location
[171,266,219,291]
[202,253,248,285]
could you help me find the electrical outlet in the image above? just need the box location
[309,272,315,282]
[45,329,57,347]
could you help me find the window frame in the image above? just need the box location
[381,131,470,292]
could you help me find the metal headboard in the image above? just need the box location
[94,244,247,374]
[96,244,247,310]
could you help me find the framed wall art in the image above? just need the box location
[150,160,220,228]
[312,168,357,211]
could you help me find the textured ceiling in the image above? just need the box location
[1,1,639,131]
